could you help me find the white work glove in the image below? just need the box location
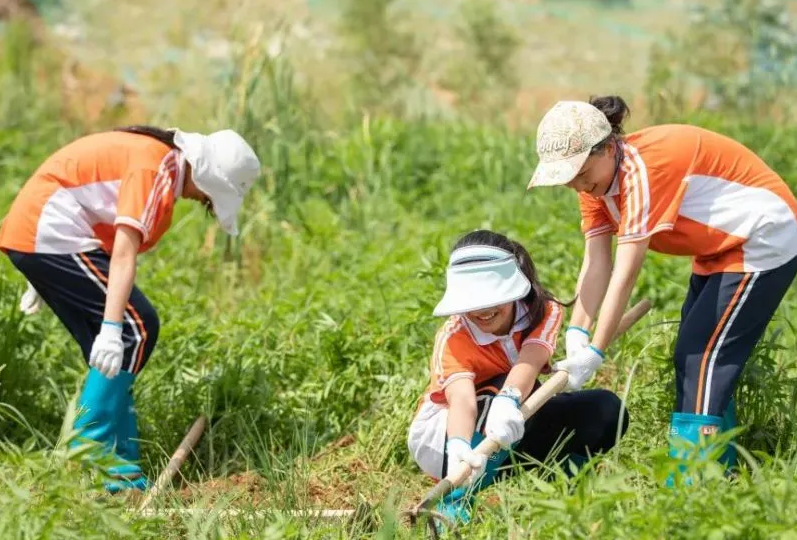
[445,437,485,485]
[19,281,42,315]
[485,395,525,448]
[565,326,590,358]
[89,321,125,378]
[553,345,605,391]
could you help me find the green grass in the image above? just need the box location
[3,7,797,540]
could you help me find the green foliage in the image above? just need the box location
[2,11,797,539]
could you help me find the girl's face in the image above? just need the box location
[566,143,617,196]
[465,302,515,336]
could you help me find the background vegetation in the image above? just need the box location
[2,0,797,538]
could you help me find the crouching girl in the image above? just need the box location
[407,229,629,525]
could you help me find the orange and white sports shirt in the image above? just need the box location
[421,299,562,407]
[407,299,562,479]
[0,131,185,255]
[579,124,797,275]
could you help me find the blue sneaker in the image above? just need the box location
[72,369,148,493]
[435,485,474,527]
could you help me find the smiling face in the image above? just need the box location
[566,141,618,196]
[464,302,515,336]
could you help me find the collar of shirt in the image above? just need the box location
[464,300,531,346]
[175,151,187,197]
[602,141,625,198]
[604,171,620,198]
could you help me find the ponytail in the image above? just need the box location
[113,125,177,149]
[589,95,630,135]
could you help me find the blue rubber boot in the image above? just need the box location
[664,412,723,488]
[436,431,510,528]
[116,388,140,461]
[72,369,148,493]
[106,384,149,493]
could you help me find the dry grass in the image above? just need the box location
[36,0,701,127]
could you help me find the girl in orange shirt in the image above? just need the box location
[408,229,629,525]
[528,96,797,485]
[1,125,260,492]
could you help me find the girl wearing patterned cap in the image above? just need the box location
[0,125,260,492]
[528,96,797,485]
[407,229,629,525]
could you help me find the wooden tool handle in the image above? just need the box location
[444,370,571,488]
[416,299,652,510]
[138,415,208,510]
[612,298,651,341]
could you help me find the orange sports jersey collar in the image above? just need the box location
[602,142,625,198]
[462,300,531,346]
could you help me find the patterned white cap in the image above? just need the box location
[527,100,612,188]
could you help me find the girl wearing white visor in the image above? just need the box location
[0,125,260,492]
[407,229,629,525]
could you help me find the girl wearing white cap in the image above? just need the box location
[527,96,797,484]
[407,229,629,524]
[0,125,260,492]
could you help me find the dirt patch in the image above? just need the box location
[304,455,373,509]
[178,471,271,506]
[173,432,426,514]
[172,444,372,509]
[309,433,355,462]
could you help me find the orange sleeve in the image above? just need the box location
[579,193,617,239]
[520,300,563,355]
[617,149,686,244]
[431,319,477,393]
[115,152,179,245]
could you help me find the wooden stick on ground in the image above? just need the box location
[139,415,208,511]
[139,508,356,519]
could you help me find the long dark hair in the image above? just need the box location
[451,230,572,336]
[114,125,177,149]
[588,95,630,155]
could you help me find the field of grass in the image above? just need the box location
[3,1,797,538]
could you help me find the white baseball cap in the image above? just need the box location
[433,245,531,317]
[527,100,612,189]
[174,129,261,235]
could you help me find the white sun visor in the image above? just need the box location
[432,245,531,317]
